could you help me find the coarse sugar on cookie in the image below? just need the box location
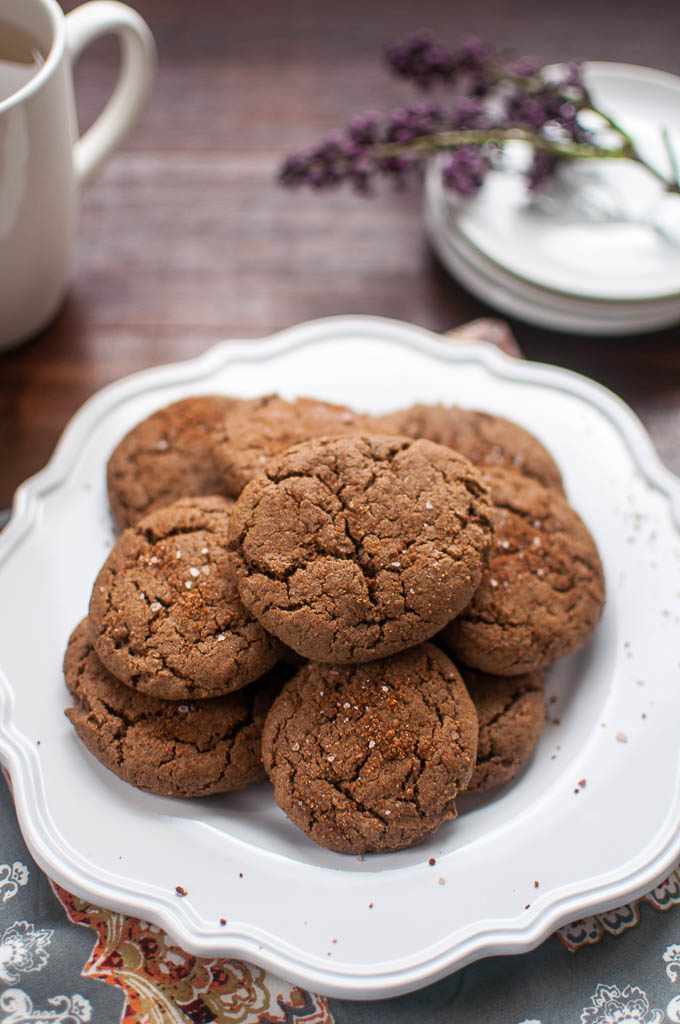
[64,619,284,797]
[213,394,371,496]
[460,667,546,793]
[261,643,478,854]
[375,404,564,494]
[229,434,494,663]
[440,468,605,675]
[107,395,242,529]
[89,495,282,700]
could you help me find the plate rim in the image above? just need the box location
[1,313,680,1000]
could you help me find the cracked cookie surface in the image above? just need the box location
[229,434,494,663]
[460,667,545,793]
[376,404,564,493]
[107,395,241,529]
[440,468,605,675]
[89,495,283,700]
[213,394,371,497]
[261,643,478,853]
[64,619,284,797]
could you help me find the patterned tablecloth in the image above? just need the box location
[2,770,680,1024]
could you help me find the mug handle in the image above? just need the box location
[65,1,156,187]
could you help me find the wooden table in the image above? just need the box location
[1,0,679,507]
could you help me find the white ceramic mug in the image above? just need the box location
[0,0,155,351]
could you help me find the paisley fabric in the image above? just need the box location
[53,885,331,1024]
[3,773,680,1024]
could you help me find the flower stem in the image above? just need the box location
[375,126,680,192]
[375,127,618,161]
[662,127,680,190]
[584,103,680,192]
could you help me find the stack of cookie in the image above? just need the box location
[64,393,605,854]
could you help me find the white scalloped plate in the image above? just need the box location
[1,316,679,1000]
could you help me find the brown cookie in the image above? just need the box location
[213,394,370,496]
[89,495,283,700]
[262,644,478,854]
[107,395,241,529]
[376,404,564,493]
[461,667,546,793]
[64,619,283,797]
[440,468,605,675]
[229,434,494,663]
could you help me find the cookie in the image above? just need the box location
[461,667,545,793]
[376,405,564,493]
[229,434,494,663]
[440,468,605,675]
[213,394,369,496]
[64,619,283,797]
[262,644,478,853]
[107,395,241,529]
[89,496,282,700]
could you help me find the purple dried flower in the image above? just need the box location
[386,31,457,88]
[503,82,592,145]
[385,101,447,143]
[349,112,381,146]
[526,149,560,189]
[279,152,311,188]
[279,140,350,191]
[524,97,553,130]
[377,153,415,182]
[280,34,666,200]
[450,97,487,130]
[442,146,489,195]
[386,32,491,90]
[561,59,585,89]
[279,104,439,194]
[453,37,488,73]
[351,156,373,193]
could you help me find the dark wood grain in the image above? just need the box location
[1,0,679,505]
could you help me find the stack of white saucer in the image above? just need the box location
[424,62,680,336]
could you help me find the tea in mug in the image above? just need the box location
[0,20,45,102]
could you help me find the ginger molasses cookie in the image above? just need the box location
[461,667,546,793]
[89,496,282,700]
[440,469,605,675]
[376,405,564,494]
[262,644,478,854]
[229,434,494,663]
[107,395,241,529]
[65,619,283,797]
[213,394,369,497]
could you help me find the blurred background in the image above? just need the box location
[1,0,679,505]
